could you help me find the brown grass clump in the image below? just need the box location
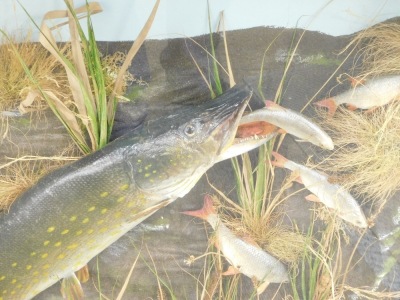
[0,34,70,112]
[0,153,80,211]
[347,22,400,78]
[316,101,400,203]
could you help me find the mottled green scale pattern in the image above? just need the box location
[0,84,250,300]
[0,143,162,299]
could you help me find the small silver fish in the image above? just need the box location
[239,101,334,150]
[271,151,368,228]
[183,195,288,294]
[314,75,400,115]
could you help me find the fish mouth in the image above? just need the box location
[204,84,252,156]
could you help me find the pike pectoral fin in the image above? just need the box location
[305,194,320,202]
[222,265,240,276]
[75,264,89,283]
[256,280,270,295]
[61,273,84,300]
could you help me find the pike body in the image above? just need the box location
[0,85,251,300]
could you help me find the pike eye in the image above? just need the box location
[184,124,196,137]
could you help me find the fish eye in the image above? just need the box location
[184,124,196,137]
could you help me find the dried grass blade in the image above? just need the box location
[109,0,160,116]
[217,11,235,88]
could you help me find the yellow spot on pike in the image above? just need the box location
[47,226,55,233]
[43,240,50,246]
[10,291,15,295]
[144,173,151,177]
[0,276,5,281]
[100,192,109,197]
[11,279,16,284]
[41,253,48,259]
[119,184,129,190]
[67,243,78,250]
[54,241,62,247]
[70,215,77,222]
[87,229,94,234]
[61,229,69,235]
[16,284,22,289]
[33,271,39,276]
[88,206,96,212]
[30,252,36,256]
[97,220,104,225]
[26,265,32,270]
[117,196,125,202]
[101,208,107,214]
[57,254,66,259]
[42,264,50,270]
[99,227,108,233]
[76,230,83,235]
[82,218,89,224]
[11,263,17,267]
[114,212,122,218]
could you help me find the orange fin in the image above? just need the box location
[305,194,320,202]
[75,264,89,283]
[265,100,283,110]
[314,98,337,116]
[294,177,303,184]
[349,76,365,87]
[346,104,357,111]
[236,121,276,138]
[181,194,216,220]
[61,273,84,300]
[270,151,288,168]
[222,265,240,276]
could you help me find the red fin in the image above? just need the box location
[270,151,288,168]
[181,194,216,220]
[75,265,89,283]
[294,177,303,184]
[314,98,337,116]
[222,265,240,276]
[349,76,365,87]
[346,104,357,111]
[305,194,320,202]
[265,100,282,110]
[236,121,276,138]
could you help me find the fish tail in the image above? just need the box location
[270,151,288,168]
[314,98,337,116]
[264,100,281,109]
[181,194,216,220]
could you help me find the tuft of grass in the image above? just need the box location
[2,0,159,154]
[0,151,79,211]
[346,22,400,79]
[316,101,400,204]
[0,34,69,112]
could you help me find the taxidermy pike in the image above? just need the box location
[182,195,288,294]
[0,85,252,300]
[237,100,334,150]
[314,75,400,115]
[271,151,368,228]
